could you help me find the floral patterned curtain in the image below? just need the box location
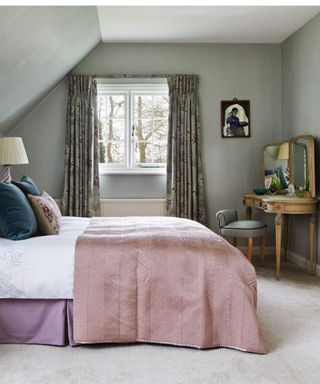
[62,75,100,217]
[166,75,206,225]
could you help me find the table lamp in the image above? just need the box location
[277,142,289,160]
[0,137,29,183]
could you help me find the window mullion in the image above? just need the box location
[105,94,109,163]
[152,94,155,164]
[129,91,133,169]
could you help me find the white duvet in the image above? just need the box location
[0,217,89,299]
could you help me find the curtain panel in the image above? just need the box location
[166,75,207,225]
[62,75,100,217]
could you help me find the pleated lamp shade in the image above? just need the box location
[277,142,289,160]
[0,137,29,165]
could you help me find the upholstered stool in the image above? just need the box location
[216,209,267,263]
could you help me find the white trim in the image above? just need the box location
[237,244,320,277]
[287,250,320,277]
[98,83,169,174]
[99,166,166,175]
[100,198,166,203]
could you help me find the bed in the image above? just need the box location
[0,216,266,353]
[0,217,86,345]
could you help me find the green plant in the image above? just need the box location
[269,173,281,194]
[306,175,310,191]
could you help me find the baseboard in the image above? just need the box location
[238,245,275,257]
[287,251,320,277]
[238,244,320,277]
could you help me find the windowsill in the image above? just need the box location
[99,168,166,176]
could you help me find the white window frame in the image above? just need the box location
[98,83,168,175]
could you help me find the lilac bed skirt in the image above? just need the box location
[0,299,76,346]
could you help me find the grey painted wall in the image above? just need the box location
[10,80,67,197]
[282,13,320,262]
[12,43,281,236]
[0,6,101,133]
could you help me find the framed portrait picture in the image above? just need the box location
[221,99,250,138]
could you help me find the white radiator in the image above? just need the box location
[55,199,167,217]
[100,199,166,217]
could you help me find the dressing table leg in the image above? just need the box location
[260,236,266,264]
[275,213,283,280]
[309,213,317,275]
[246,207,252,220]
[247,238,253,263]
[283,215,290,262]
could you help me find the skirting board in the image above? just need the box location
[238,245,320,277]
[287,250,320,277]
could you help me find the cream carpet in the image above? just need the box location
[1,260,319,384]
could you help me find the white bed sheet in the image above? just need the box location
[0,217,89,299]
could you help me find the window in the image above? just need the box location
[97,83,169,174]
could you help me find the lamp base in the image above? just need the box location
[1,165,12,183]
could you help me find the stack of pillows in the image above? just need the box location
[0,175,62,240]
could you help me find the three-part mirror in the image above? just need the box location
[263,135,315,197]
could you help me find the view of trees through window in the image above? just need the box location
[98,90,168,168]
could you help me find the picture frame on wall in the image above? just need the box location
[221,99,250,138]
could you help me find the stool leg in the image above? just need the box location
[233,237,237,247]
[247,238,253,263]
[260,236,266,264]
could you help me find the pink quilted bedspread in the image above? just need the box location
[73,217,266,353]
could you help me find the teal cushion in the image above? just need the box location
[0,181,38,240]
[12,175,41,196]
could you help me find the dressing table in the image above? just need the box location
[243,135,318,280]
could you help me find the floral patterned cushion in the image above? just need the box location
[28,191,62,235]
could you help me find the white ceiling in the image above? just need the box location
[97,6,320,43]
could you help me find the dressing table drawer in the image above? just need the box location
[243,196,263,209]
[253,199,263,208]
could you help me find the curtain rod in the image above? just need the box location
[93,74,172,79]
[65,74,198,79]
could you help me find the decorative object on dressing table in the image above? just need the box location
[244,135,318,280]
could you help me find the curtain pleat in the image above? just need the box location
[62,75,100,217]
[166,75,206,225]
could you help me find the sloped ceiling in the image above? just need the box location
[1,6,319,135]
[0,6,101,134]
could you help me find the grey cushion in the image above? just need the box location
[221,220,267,238]
[216,209,238,227]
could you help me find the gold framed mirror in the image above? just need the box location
[262,135,315,197]
[263,141,290,192]
[290,135,315,197]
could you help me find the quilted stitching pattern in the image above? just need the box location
[73,217,266,353]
